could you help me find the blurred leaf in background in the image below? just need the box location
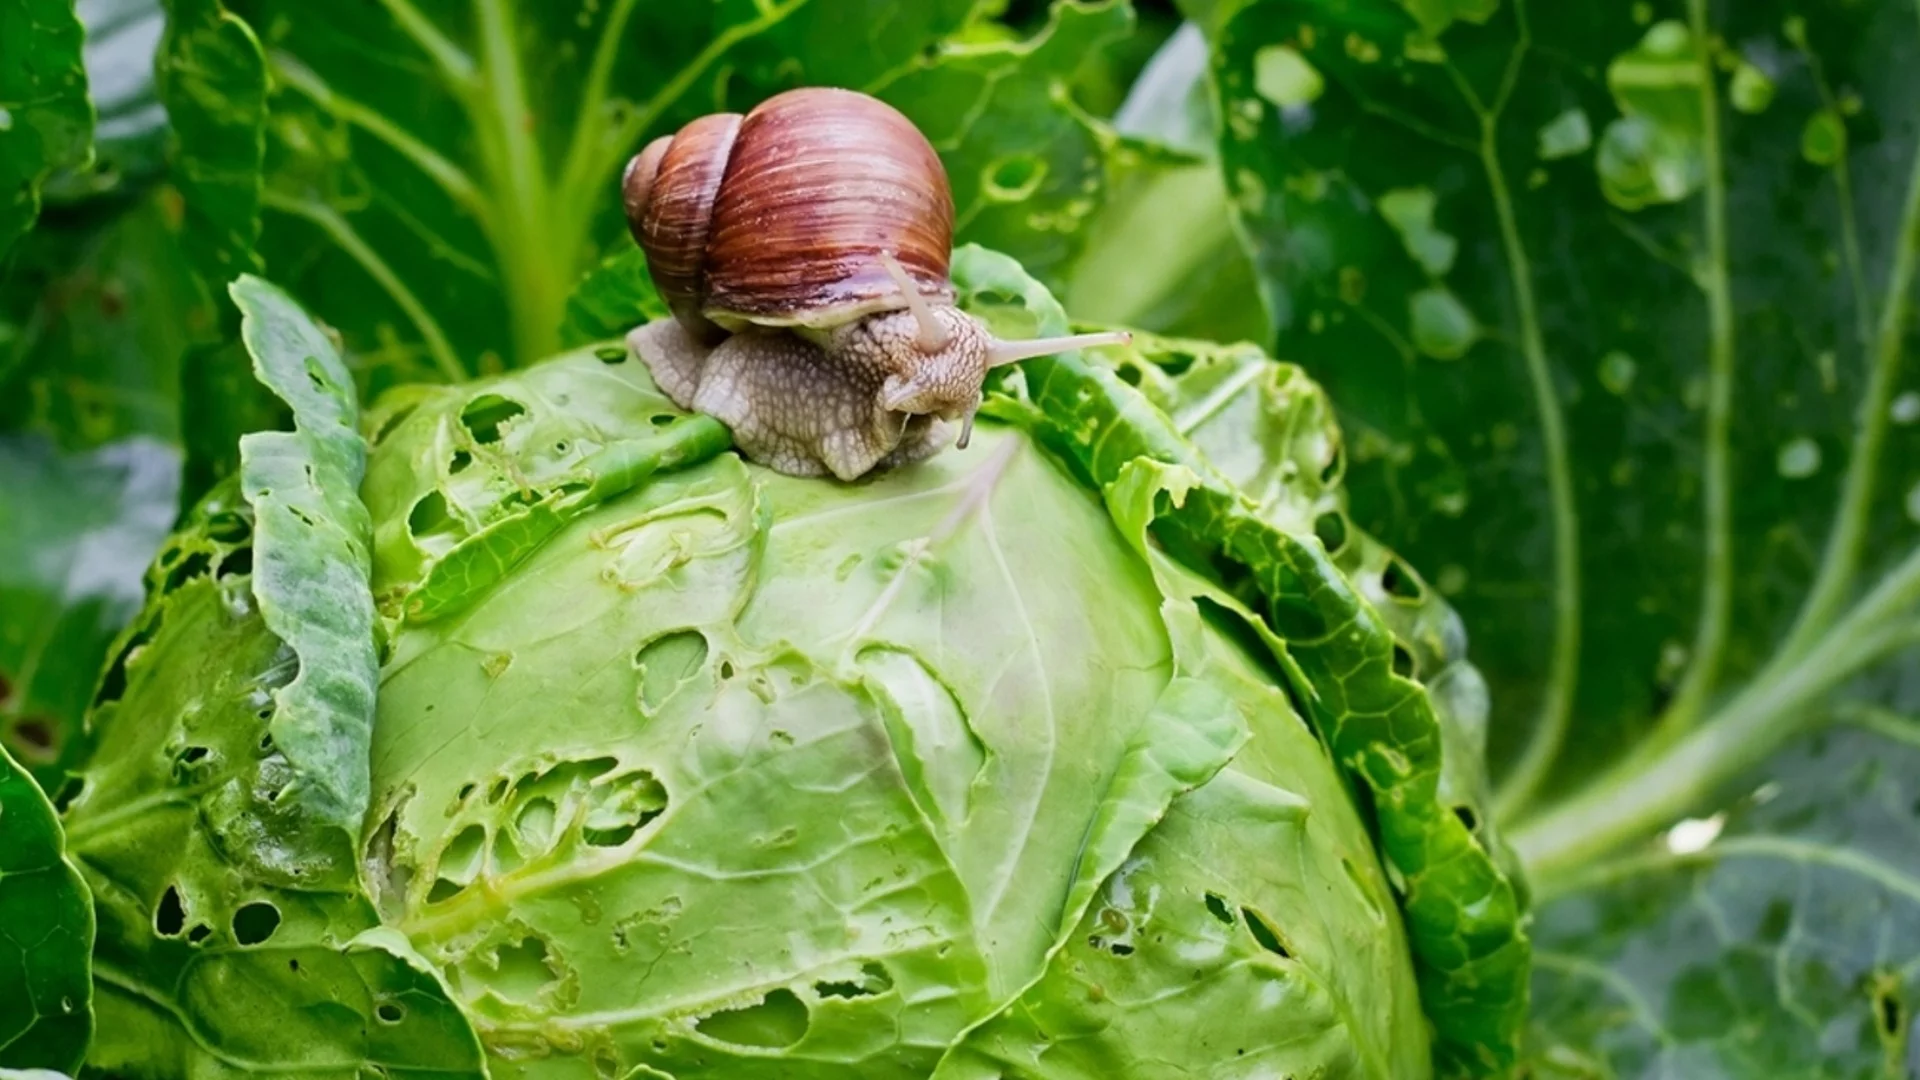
[1197,0,1920,1072]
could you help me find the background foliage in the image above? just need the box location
[4,0,1920,1075]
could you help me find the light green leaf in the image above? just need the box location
[0,745,92,1071]
[0,0,93,257]
[953,244,1530,1074]
[231,274,377,854]
[63,480,486,1077]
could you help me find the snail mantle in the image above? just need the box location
[619,85,1127,482]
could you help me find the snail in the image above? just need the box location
[619,86,1129,481]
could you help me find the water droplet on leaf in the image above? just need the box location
[1891,391,1920,424]
[1537,108,1592,160]
[1253,46,1324,108]
[1801,109,1846,167]
[1409,287,1479,360]
[1777,437,1821,478]
[1377,188,1458,276]
[1730,61,1776,114]
[1599,351,1637,394]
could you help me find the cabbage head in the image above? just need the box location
[56,256,1526,1079]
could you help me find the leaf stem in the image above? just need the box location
[470,0,562,365]
[1655,0,1736,736]
[261,192,467,383]
[1483,117,1581,821]
[1779,71,1920,661]
[1515,544,1920,890]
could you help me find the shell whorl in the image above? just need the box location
[623,87,956,338]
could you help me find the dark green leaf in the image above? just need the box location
[1206,0,1920,838]
[876,0,1135,284]
[0,0,93,257]
[43,0,171,202]
[0,744,93,1071]
[1527,712,1920,1078]
[230,273,377,850]
[0,434,179,783]
[220,0,973,383]
[0,192,202,779]
[558,247,665,351]
[955,244,1530,1073]
[154,0,265,285]
[1061,22,1273,346]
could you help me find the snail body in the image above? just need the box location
[620,86,1127,481]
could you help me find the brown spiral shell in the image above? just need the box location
[621,87,957,339]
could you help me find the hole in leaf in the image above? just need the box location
[1242,907,1292,958]
[515,796,559,855]
[491,937,558,1000]
[1109,942,1135,956]
[376,1001,406,1024]
[427,877,464,903]
[650,413,677,427]
[635,631,709,712]
[1116,364,1142,387]
[216,546,252,580]
[1313,511,1348,554]
[371,403,419,446]
[155,886,185,936]
[492,824,525,873]
[1875,981,1903,1037]
[595,345,627,364]
[232,901,281,945]
[1380,558,1423,601]
[1452,804,1479,835]
[459,394,526,444]
[814,961,893,1000]
[1321,443,1344,484]
[695,988,810,1049]
[1204,893,1235,926]
[449,450,473,474]
[719,660,735,679]
[7,716,57,763]
[161,550,214,593]
[408,491,455,538]
[457,782,476,801]
[52,776,84,813]
[583,770,669,847]
[438,823,486,886]
[187,923,212,944]
[1392,642,1416,679]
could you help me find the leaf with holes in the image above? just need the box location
[1526,713,1920,1077]
[1199,0,1920,1073]
[955,243,1530,1073]
[61,479,486,1077]
[229,274,378,855]
[0,743,93,1071]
